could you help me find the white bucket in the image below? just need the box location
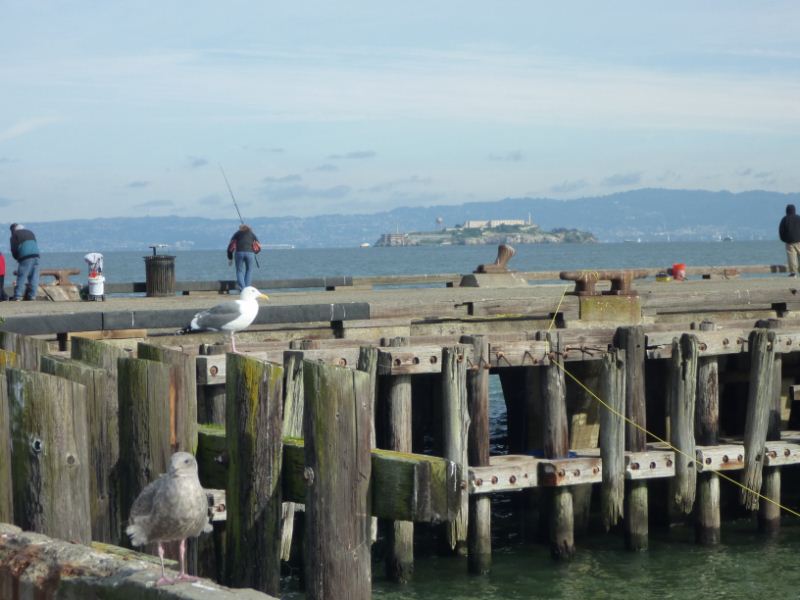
[88,275,105,297]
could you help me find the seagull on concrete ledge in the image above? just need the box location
[126,452,212,586]
[179,286,269,352]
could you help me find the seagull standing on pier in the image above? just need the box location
[126,452,212,586]
[180,286,269,352]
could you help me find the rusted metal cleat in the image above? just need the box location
[559,269,649,297]
[475,244,516,274]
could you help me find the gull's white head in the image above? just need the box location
[240,286,269,301]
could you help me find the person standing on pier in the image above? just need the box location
[226,224,261,290]
[779,204,800,277]
[9,223,40,300]
[0,249,7,301]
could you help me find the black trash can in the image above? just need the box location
[143,255,176,297]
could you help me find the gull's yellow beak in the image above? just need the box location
[259,293,269,300]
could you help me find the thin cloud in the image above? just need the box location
[488,150,524,162]
[126,180,149,189]
[188,156,208,169]
[133,199,175,210]
[0,117,60,142]
[603,172,642,186]
[198,194,222,206]
[264,184,351,201]
[0,196,14,207]
[310,164,339,173]
[328,151,376,160]
[362,176,432,193]
[263,174,302,184]
[0,157,15,165]
[550,179,589,194]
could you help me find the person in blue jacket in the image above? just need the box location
[9,223,40,300]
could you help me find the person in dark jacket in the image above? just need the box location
[0,250,7,301]
[226,224,261,290]
[779,204,800,277]
[9,223,40,300]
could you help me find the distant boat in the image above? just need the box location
[722,236,733,242]
[360,242,370,248]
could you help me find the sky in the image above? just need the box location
[1,1,799,222]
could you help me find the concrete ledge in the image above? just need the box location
[458,272,530,288]
[0,523,275,599]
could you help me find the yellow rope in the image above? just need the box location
[554,360,800,519]
[548,285,570,332]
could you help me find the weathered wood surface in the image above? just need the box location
[7,368,91,544]
[138,342,198,454]
[303,360,372,600]
[668,334,698,515]
[117,357,172,532]
[0,350,18,523]
[380,336,414,584]
[279,350,304,562]
[464,335,492,574]
[599,350,625,530]
[441,345,469,553]
[40,355,119,544]
[225,353,283,595]
[198,343,226,425]
[695,320,720,545]
[741,329,776,510]
[0,331,48,371]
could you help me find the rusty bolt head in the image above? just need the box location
[475,478,483,487]
[491,476,498,484]
[412,357,420,365]
[338,358,347,366]
[666,459,673,467]
[722,455,729,463]
[394,358,401,366]
[573,469,581,477]
[737,454,743,461]
[430,355,438,364]
[649,462,657,469]
[210,365,219,376]
[67,454,76,466]
[785,448,791,457]
[509,475,517,484]
[705,457,712,465]
[557,469,566,478]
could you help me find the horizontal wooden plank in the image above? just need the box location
[539,456,603,486]
[625,450,675,480]
[763,442,800,467]
[696,444,745,472]
[468,455,540,494]
[378,344,472,375]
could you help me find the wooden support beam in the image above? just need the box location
[441,346,469,554]
[7,368,91,544]
[668,334,698,515]
[225,353,283,596]
[279,350,304,562]
[741,329,776,511]
[696,320,721,545]
[464,334,492,573]
[378,344,472,375]
[0,350,18,524]
[599,349,625,530]
[303,360,371,600]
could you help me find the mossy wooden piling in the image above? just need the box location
[40,355,119,544]
[7,367,92,544]
[0,350,17,524]
[117,357,172,530]
[379,337,415,583]
[441,345,469,554]
[615,325,649,551]
[464,334,491,573]
[303,360,372,600]
[225,353,283,595]
[280,350,305,562]
[760,319,783,534]
[599,350,625,530]
[668,334,698,516]
[695,320,721,545]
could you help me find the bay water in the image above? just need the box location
[40,241,800,598]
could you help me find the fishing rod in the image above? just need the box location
[219,164,260,268]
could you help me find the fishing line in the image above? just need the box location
[219,164,260,269]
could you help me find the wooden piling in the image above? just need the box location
[380,337,414,583]
[40,356,119,544]
[464,335,492,573]
[760,320,783,534]
[599,349,625,531]
[441,345,469,555]
[280,350,305,561]
[7,367,91,544]
[695,320,721,545]
[357,346,380,544]
[138,342,198,454]
[225,353,283,595]
[615,326,648,551]
[668,334,698,515]
[117,357,172,532]
[741,329,775,511]
[0,331,48,371]
[0,350,17,523]
[198,343,226,425]
[303,360,372,600]
[540,331,574,560]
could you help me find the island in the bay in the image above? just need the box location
[374,218,597,247]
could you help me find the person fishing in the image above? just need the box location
[220,165,262,291]
[227,224,261,290]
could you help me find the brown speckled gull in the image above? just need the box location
[126,452,212,586]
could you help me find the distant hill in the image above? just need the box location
[6,188,797,252]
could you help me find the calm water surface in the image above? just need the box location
[42,241,800,598]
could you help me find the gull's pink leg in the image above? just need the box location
[154,542,174,586]
[231,332,238,353]
[174,538,198,583]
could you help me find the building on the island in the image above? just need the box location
[462,218,532,229]
[375,232,409,247]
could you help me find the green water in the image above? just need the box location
[368,520,800,599]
